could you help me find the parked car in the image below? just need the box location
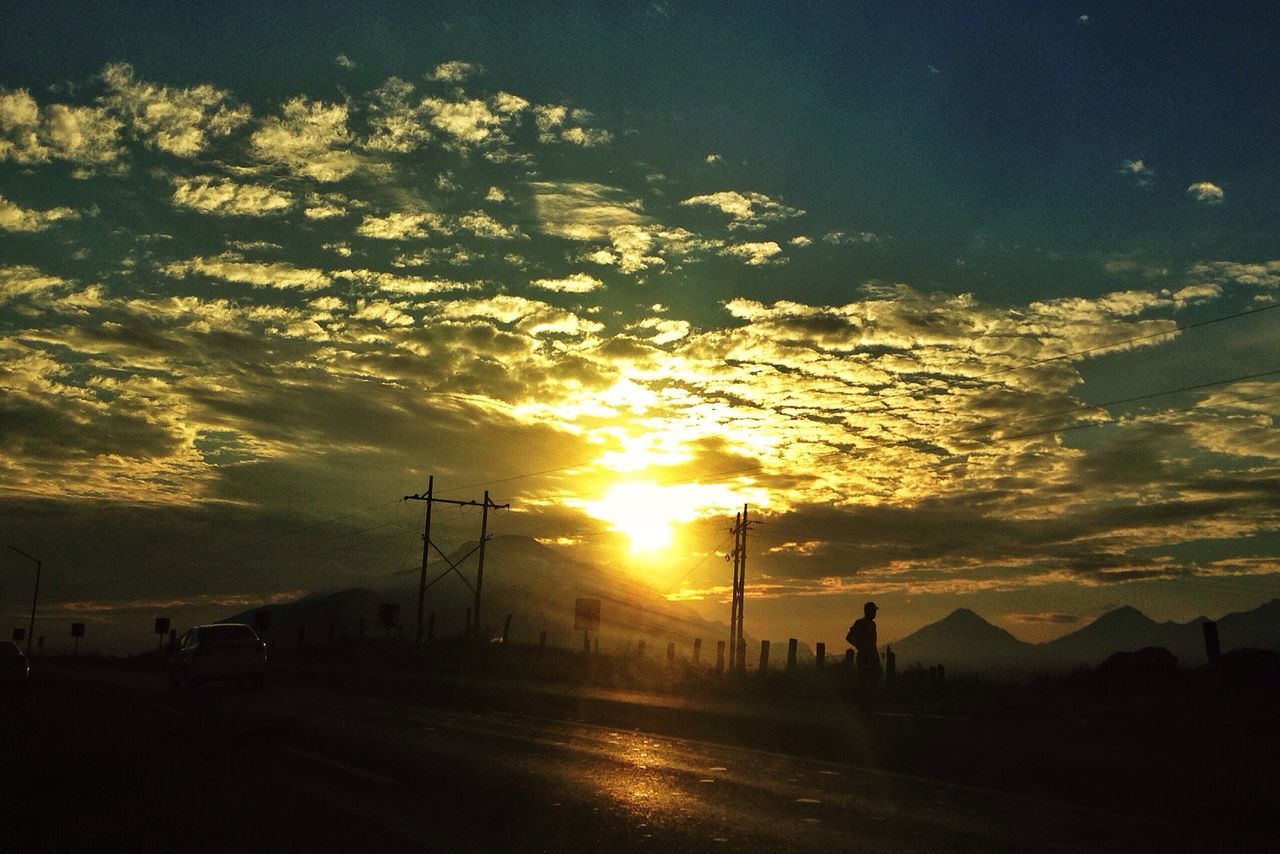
[169,623,267,690]
[0,641,30,689]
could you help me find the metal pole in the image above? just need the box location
[735,504,748,663]
[728,512,740,669]
[416,475,434,644]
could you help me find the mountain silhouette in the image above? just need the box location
[891,608,1035,671]
[889,599,1280,675]
[228,535,732,655]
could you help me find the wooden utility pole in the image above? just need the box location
[726,504,757,672]
[403,480,509,643]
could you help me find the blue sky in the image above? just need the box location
[1,2,1277,649]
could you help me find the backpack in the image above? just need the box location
[846,623,857,646]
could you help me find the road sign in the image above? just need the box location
[71,623,85,638]
[154,617,170,636]
[574,598,600,632]
[12,628,24,642]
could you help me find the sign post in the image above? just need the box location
[71,622,85,655]
[574,598,600,655]
[154,617,170,652]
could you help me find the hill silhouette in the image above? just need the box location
[890,599,1280,674]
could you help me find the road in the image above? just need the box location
[1,663,1272,853]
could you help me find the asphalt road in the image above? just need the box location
[1,664,1272,853]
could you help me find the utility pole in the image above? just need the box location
[6,546,41,656]
[727,511,742,669]
[415,476,434,643]
[403,481,509,643]
[726,505,757,672]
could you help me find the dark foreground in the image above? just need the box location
[1,660,1276,853]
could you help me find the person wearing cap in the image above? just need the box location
[846,601,882,714]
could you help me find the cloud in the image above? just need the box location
[789,235,812,247]
[705,153,723,165]
[0,195,78,232]
[163,254,332,290]
[721,241,784,265]
[170,176,293,216]
[823,230,879,245]
[1012,612,1082,624]
[419,97,503,145]
[356,210,447,240]
[0,265,70,303]
[627,317,690,344]
[0,88,123,165]
[330,269,477,296]
[100,63,250,157]
[530,181,651,240]
[362,77,431,153]
[335,54,357,70]
[559,126,613,147]
[1118,158,1154,186]
[1187,181,1225,205]
[250,97,360,182]
[456,210,522,239]
[680,190,804,230]
[530,272,604,294]
[429,61,484,83]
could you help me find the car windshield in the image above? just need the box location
[198,624,257,643]
[0,641,21,657]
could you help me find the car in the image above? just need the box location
[0,641,30,688]
[169,623,267,690]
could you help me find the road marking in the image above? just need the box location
[280,745,395,785]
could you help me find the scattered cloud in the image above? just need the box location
[0,88,123,165]
[0,194,78,231]
[250,96,360,182]
[163,254,332,290]
[429,60,484,83]
[335,54,357,70]
[530,272,604,293]
[1187,181,1225,205]
[101,63,250,157]
[1118,158,1154,187]
[356,210,447,240]
[170,176,293,216]
[721,241,784,265]
[680,190,804,230]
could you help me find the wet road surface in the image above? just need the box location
[1,664,1271,853]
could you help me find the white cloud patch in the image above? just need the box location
[680,190,804,230]
[362,77,431,154]
[823,230,879,245]
[430,61,484,83]
[101,63,250,157]
[335,54,357,70]
[356,210,447,240]
[1118,158,1155,186]
[164,254,332,290]
[331,269,477,296]
[530,272,603,293]
[0,195,78,232]
[170,176,293,217]
[559,126,613,147]
[0,265,70,303]
[420,97,503,145]
[0,88,123,165]
[531,181,651,240]
[721,241,784,266]
[1187,181,1225,205]
[250,97,360,182]
[457,210,522,239]
[628,317,690,344]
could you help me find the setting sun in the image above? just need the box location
[582,481,743,555]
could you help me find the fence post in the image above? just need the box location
[758,639,770,673]
[716,640,725,675]
[815,642,825,668]
[693,638,702,664]
[538,629,547,651]
[737,639,747,672]
[886,645,896,683]
[502,613,512,645]
[787,638,798,671]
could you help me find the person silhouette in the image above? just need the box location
[847,601,881,714]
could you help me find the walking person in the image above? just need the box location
[846,601,882,715]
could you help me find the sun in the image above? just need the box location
[582,480,751,556]
[589,482,683,553]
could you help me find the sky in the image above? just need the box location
[2,1,1278,653]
